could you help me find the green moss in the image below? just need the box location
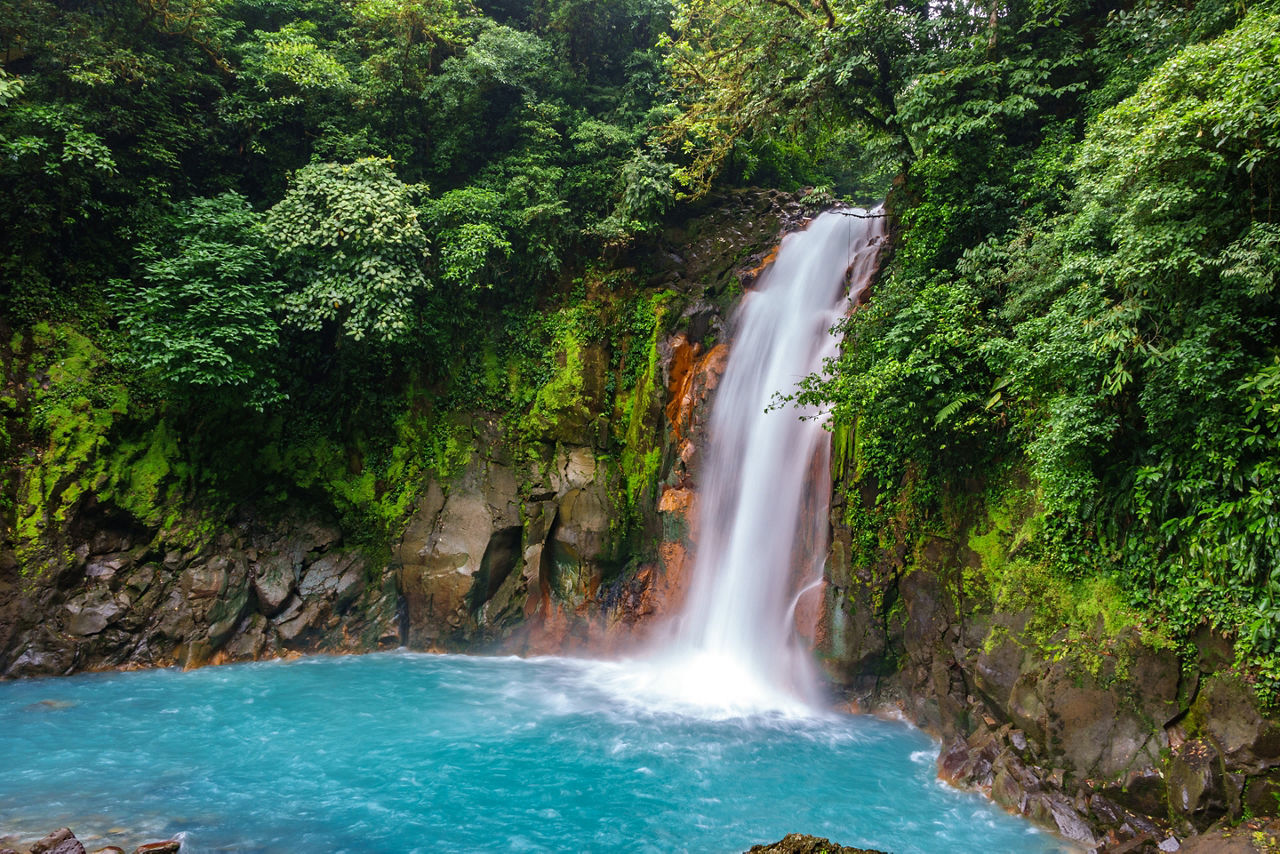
[964,482,1170,676]
[268,388,478,548]
[525,331,587,434]
[100,421,185,526]
[616,291,674,513]
[12,324,191,571]
[831,419,856,483]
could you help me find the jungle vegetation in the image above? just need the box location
[2,0,1278,681]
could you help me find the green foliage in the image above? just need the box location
[798,1,1280,686]
[0,0,234,320]
[112,192,285,409]
[241,21,353,92]
[998,9,1280,648]
[0,0,680,573]
[12,324,190,567]
[420,185,513,289]
[613,290,674,514]
[266,158,431,342]
[5,0,1275,703]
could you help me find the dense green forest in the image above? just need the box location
[2,0,1278,685]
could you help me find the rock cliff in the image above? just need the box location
[819,479,1280,851]
[3,189,1277,853]
[0,188,813,676]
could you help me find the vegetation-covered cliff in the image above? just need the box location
[2,0,1279,847]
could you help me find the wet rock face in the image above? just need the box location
[821,507,1280,848]
[0,189,818,675]
[393,193,821,651]
[395,428,624,649]
[0,508,401,678]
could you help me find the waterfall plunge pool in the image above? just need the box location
[1,652,1071,853]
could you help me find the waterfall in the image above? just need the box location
[661,208,885,714]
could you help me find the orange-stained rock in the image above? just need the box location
[658,486,694,515]
[134,841,181,854]
[664,334,698,438]
[741,246,779,285]
[665,338,729,442]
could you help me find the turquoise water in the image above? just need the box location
[1,652,1068,853]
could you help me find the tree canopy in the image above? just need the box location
[3,0,1279,686]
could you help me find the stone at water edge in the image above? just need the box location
[28,828,86,854]
[133,842,181,854]
[1178,817,1280,853]
[746,833,887,854]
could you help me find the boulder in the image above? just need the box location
[223,613,270,660]
[1193,676,1280,770]
[133,842,181,854]
[251,552,297,616]
[745,834,885,854]
[30,828,86,854]
[1168,739,1229,828]
[298,551,364,612]
[64,592,122,636]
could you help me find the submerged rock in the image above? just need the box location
[746,833,886,854]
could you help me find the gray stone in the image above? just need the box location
[64,595,122,636]
[1047,797,1098,847]
[482,462,521,526]
[1168,739,1226,826]
[1193,675,1280,768]
[85,554,129,581]
[251,552,297,615]
[204,554,251,646]
[299,551,364,609]
[224,613,270,660]
[30,828,86,854]
[972,627,1026,711]
[274,596,321,642]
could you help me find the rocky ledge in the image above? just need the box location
[0,827,180,854]
[820,483,1280,852]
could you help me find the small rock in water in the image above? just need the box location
[90,848,125,854]
[746,833,886,854]
[133,842,180,854]
[29,828,86,854]
[24,699,79,711]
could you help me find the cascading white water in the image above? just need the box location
[596,208,883,717]
[656,208,886,714]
